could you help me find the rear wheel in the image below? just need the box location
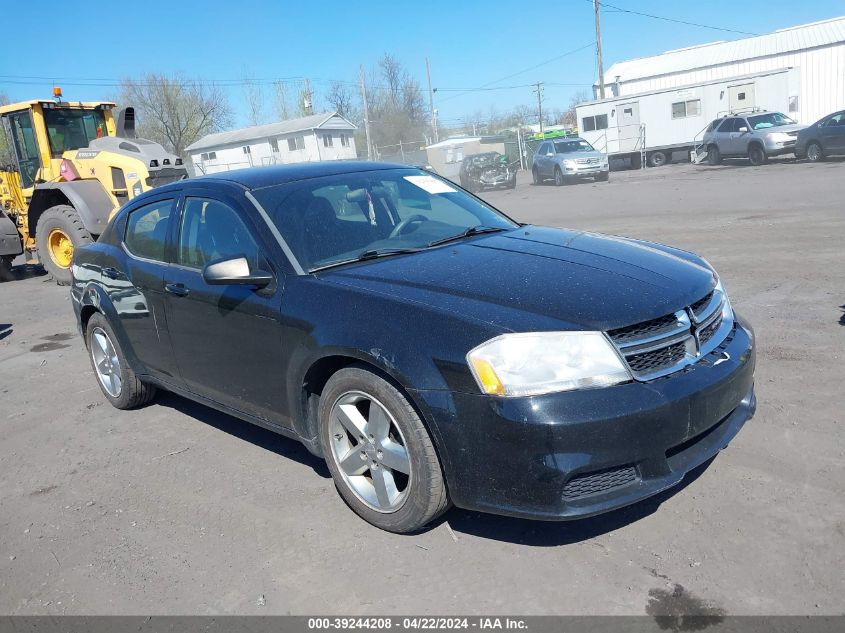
[554,167,564,186]
[806,142,824,162]
[648,150,668,167]
[86,312,157,409]
[35,205,93,286]
[748,144,768,166]
[0,255,14,282]
[707,144,722,166]
[319,365,449,533]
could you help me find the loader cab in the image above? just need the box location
[0,99,116,191]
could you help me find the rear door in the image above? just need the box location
[162,186,287,423]
[729,83,755,112]
[616,102,640,152]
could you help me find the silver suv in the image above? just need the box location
[532,137,609,185]
[701,110,805,166]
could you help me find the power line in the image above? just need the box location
[588,0,759,36]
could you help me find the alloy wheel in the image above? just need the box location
[807,143,822,162]
[328,391,412,512]
[91,327,122,398]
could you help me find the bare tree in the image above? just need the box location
[325,80,360,123]
[561,90,590,127]
[242,71,266,126]
[368,53,427,151]
[273,81,292,121]
[120,74,232,157]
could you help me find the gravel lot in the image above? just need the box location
[1,159,843,616]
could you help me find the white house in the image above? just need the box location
[595,16,845,125]
[186,112,357,175]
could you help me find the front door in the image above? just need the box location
[163,190,286,423]
[4,110,41,189]
[616,102,640,152]
[729,83,755,112]
[820,113,845,152]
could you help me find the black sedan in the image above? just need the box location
[795,109,845,161]
[71,162,756,533]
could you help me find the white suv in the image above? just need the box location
[701,111,805,166]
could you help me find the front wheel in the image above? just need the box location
[86,312,157,409]
[554,167,564,186]
[596,171,609,182]
[319,365,449,533]
[35,205,94,285]
[532,167,541,185]
[806,142,824,162]
[748,144,768,166]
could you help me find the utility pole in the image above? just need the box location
[425,57,439,143]
[533,82,545,134]
[594,0,606,99]
[359,65,373,160]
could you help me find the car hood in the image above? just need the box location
[760,123,805,134]
[318,226,716,332]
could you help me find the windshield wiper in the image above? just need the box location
[427,225,508,248]
[357,247,425,260]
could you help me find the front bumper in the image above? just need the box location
[417,317,756,520]
[563,164,608,177]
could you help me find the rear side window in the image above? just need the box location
[705,119,721,132]
[124,199,173,262]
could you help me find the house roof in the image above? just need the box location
[603,16,845,85]
[185,112,356,152]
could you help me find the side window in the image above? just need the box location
[124,199,173,262]
[178,197,261,270]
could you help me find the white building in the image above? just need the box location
[576,16,845,165]
[186,112,357,175]
[596,16,845,125]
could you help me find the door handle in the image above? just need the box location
[102,267,121,280]
[164,282,190,297]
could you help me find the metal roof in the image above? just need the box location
[603,16,845,84]
[185,112,356,152]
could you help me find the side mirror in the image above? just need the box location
[202,256,273,288]
[738,126,749,133]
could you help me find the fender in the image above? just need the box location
[77,281,145,376]
[29,180,115,237]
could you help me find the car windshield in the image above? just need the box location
[554,140,594,153]
[747,112,795,130]
[252,168,517,272]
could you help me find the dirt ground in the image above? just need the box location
[0,158,843,616]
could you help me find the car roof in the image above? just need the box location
[165,161,418,192]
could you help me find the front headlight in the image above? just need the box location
[563,159,576,168]
[466,332,631,397]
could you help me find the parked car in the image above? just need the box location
[795,109,845,162]
[71,162,756,533]
[458,152,516,191]
[701,110,805,166]
[532,137,609,185]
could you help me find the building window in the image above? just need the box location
[287,135,304,151]
[269,138,279,152]
[788,95,799,113]
[200,151,217,161]
[671,99,701,119]
[323,134,334,148]
[340,133,350,147]
[243,146,251,155]
[581,114,608,132]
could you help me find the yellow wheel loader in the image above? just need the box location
[0,89,187,284]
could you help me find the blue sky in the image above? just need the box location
[2,0,843,128]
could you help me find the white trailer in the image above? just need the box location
[575,68,800,167]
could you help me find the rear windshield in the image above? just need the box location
[747,112,795,130]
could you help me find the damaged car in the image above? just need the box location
[459,152,517,192]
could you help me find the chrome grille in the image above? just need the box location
[576,157,600,165]
[607,287,732,380]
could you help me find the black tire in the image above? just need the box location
[554,167,564,187]
[532,167,541,185]
[507,176,517,189]
[748,144,768,166]
[707,144,722,166]
[806,141,824,163]
[631,153,643,170]
[0,255,14,282]
[319,365,449,533]
[85,312,157,410]
[35,205,94,286]
[648,150,668,167]
[596,171,609,182]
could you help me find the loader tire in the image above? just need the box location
[36,205,93,286]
